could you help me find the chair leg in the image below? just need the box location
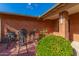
[18,43,20,55]
[26,43,28,54]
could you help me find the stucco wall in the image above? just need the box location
[69,13,79,41]
[0,14,55,38]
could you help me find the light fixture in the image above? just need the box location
[60,15,63,24]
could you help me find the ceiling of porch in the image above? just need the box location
[42,3,79,20]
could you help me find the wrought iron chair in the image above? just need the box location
[18,29,28,54]
[3,31,17,49]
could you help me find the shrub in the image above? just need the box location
[36,35,73,56]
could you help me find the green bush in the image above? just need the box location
[36,35,73,56]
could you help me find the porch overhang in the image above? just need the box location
[41,3,79,20]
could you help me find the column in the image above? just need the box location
[59,11,69,39]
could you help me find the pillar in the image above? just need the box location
[59,11,69,39]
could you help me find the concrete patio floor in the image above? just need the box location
[0,41,36,56]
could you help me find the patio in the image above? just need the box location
[0,38,36,56]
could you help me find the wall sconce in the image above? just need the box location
[60,15,63,24]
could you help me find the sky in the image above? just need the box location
[0,3,56,17]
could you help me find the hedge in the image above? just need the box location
[36,35,73,56]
